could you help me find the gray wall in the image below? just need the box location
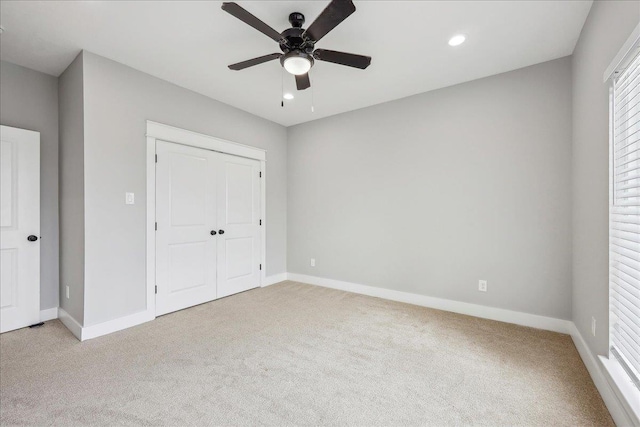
[572,1,640,357]
[0,60,59,311]
[80,51,287,326]
[58,53,85,324]
[288,57,573,320]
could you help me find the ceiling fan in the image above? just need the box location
[221,0,371,91]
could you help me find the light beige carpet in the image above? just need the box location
[0,281,613,426]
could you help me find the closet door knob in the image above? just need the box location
[218,230,225,235]
[27,235,38,242]
[210,230,217,236]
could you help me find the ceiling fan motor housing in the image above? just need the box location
[279,27,314,54]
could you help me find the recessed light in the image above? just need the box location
[283,93,294,100]
[448,34,466,47]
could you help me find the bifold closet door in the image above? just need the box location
[155,141,218,316]
[216,154,261,298]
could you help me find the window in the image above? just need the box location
[610,47,640,391]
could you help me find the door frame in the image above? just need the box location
[145,121,266,318]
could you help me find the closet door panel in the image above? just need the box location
[155,141,217,316]
[217,154,261,298]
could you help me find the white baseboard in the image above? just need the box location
[58,307,154,341]
[569,324,639,427]
[58,308,82,340]
[263,273,288,287]
[40,307,58,322]
[81,310,154,341]
[288,273,573,334]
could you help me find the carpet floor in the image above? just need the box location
[0,281,613,426]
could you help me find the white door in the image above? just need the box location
[0,125,40,333]
[216,154,261,298]
[155,141,218,316]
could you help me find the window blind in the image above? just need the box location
[611,48,640,390]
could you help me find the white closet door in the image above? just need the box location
[0,125,40,333]
[216,154,261,298]
[155,141,217,316]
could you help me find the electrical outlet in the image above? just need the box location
[592,317,596,336]
[66,285,70,299]
[478,280,487,292]
[310,258,316,267]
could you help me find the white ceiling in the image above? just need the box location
[0,1,592,127]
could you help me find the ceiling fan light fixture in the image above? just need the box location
[283,93,294,100]
[281,51,313,75]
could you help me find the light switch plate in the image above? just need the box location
[125,192,135,205]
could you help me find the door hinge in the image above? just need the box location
[259,219,262,226]
[259,171,262,178]
[155,154,158,163]
[259,264,262,270]
[155,285,157,294]
[155,222,157,231]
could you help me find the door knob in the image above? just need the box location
[218,230,225,235]
[27,235,38,242]
[210,230,217,235]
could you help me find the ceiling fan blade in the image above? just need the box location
[221,2,283,43]
[228,53,281,71]
[314,49,371,69]
[304,0,356,43]
[295,73,311,90]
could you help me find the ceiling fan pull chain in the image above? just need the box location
[311,84,315,113]
[281,68,285,107]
